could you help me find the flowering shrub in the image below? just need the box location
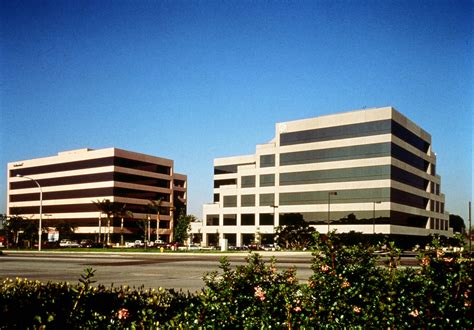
[0,235,471,328]
[0,267,194,329]
[177,254,305,328]
[302,233,472,328]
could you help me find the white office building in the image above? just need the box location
[192,107,450,247]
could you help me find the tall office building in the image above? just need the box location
[7,148,187,242]
[193,107,450,247]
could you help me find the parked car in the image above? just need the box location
[149,240,167,248]
[125,241,136,248]
[59,240,80,248]
[134,240,144,248]
[261,244,276,251]
[80,239,94,248]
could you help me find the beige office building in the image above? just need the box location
[193,107,450,247]
[7,148,187,242]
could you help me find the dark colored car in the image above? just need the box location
[80,239,94,248]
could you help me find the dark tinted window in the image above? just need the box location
[223,214,237,226]
[114,187,170,202]
[10,187,114,202]
[279,188,390,205]
[280,143,391,166]
[11,156,171,177]
[114,157,170,175]
[223,195,237,207]
[241,176,256,188]
[260,174,275,187]
[260,154,275,167]
[206,215,219,226]
[10,172,114,190]
[280,119,431,154]
[214,165,238,174]
[114,172,170,188]
[9,202,159,216]
[280,120,391,146]
[241,194,256,207]
[259,213,274,226]
[391,166,428,190]
[391,188,427,209]
[10,172,170,190]
[391,121,430,153]
[241,214,255,225]
[280,165,390,186]
[214,179,237,188]
[259,194,275,206]
[390,211,428,228]
[173,179,185,188]
[391,144,429,171]
[11,157,113,177]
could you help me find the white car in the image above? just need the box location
[134,240,145,248]
[148,240,165,247]
[59,240,80,248]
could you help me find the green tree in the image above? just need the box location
[173,213,197,244]
[55,221,76,240]
[449,214,466,234]
[3,215,25,246]
[147,199,164,242]
[2,215,38,247]
[117,205,131,246]
[275,213,315,250]
[92,199,123,245]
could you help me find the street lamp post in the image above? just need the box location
[373,201,382,234]
[16,174,43,251]
[327,192,338,233]
[271,204,279,224]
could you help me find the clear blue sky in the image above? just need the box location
[1,0,472,221]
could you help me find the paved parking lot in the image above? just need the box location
[0,251,314,292]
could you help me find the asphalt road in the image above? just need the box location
[0,251,314,293]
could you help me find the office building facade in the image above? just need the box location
[7,148,187,242]
[194,107,450,247]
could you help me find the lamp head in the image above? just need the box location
[16,174,23,177]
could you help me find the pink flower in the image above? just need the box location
[443,257,454,264]
[321,264,330,272]
[293,306,302,312]
[341,281,350,288]
[287,276,296,284]
[353,306,361,314]
[254,286,266,301]
[117,308,129,320]
[409,309,419,317]
[421,257,430,267]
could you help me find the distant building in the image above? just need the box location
[192,107,450,247]
[7,148,187,242]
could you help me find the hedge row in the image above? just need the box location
[1,234,472,329]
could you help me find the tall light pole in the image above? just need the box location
[16,174,43,251]
[271,204,278,246]
[271,204,279,224]
[327,192,338,233]
[373,201,381,234]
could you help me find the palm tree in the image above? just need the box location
[55,221,76,240]
[92,199,122,245]
[117,204,131,246]
[147,199,163,242]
